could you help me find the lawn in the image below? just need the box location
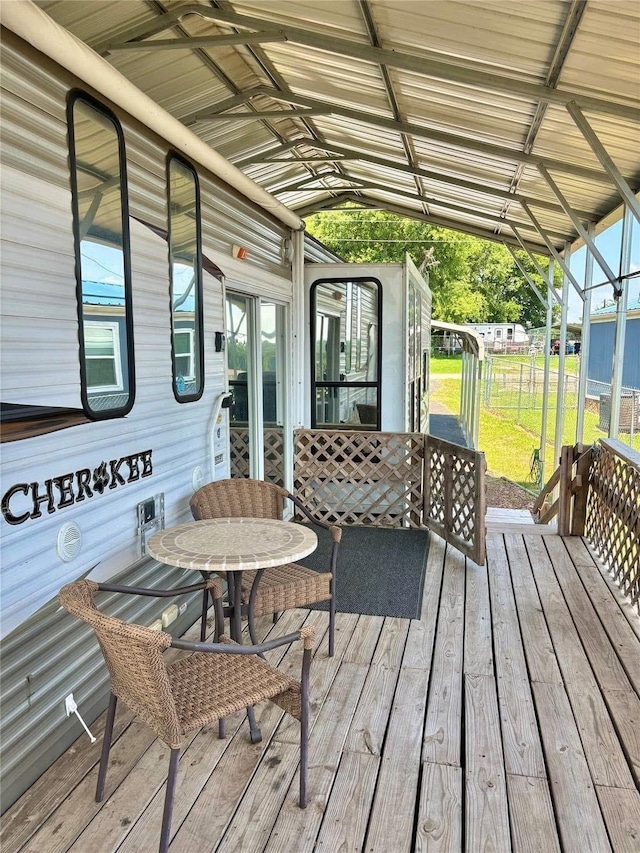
[431,373,639,491]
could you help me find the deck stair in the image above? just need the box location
[486,506,557,534]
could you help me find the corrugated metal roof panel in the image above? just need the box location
[33,0,640,250]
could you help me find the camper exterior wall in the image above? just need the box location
[0,37,294,809]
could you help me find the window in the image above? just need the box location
[68,92,134,418]
[168,155,203,402]
[84,322,123,391]
[173,329,194,380]
[310,277,381,429]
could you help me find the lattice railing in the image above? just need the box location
[229,426,285,485]
[586,439,640,613]
[423,435,486,563]
[293,429,486,563]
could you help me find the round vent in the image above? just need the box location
[56,521,82,562]
[192,466,204,492]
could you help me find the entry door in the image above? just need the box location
[226,292,288,484]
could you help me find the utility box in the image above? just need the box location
[304,256,431,434]
[598,391,640,433]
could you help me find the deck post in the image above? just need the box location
[540,266,554,483]
[554,245,570,474]
[576,224,594,443]
[609,206,633,438]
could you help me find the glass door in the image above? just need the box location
[226,292,289,484]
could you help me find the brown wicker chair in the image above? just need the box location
[190,478,340,656]
[58,578,314,853]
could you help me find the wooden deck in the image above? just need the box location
[2,530,640,852]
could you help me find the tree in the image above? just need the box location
[305,208,559,328]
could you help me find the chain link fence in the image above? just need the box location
[483,356,639,446]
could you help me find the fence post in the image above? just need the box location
[570,445,593,536]
[517,363,523,423]
[557,445,574,535]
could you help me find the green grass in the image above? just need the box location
[432,375,639,490]
[430,354,462,374]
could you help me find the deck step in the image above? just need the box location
[486,507,557,534]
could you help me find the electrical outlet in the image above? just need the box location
[143,498,155,523]
[161,604,178,628]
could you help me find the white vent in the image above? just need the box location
[192,466,204,492]
[56,521,82,562]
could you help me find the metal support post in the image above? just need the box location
[609,206,633,437]
[539,263,554,484]
[554,246,571,470]
[576,225,594,443]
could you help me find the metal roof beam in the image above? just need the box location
[102,32,286,50]
[103,5,640,123]
[358,0,427,212]
[242,139,593,220]
[511,226,563,305]
[538,164,617,284]
[521,203,584,299]
[233,140,303,167]
[276,174,571,241]
[566,102,640,224]
[245,87,624,183]
[296,193,549,253]
[197,109,328,120]
[505,244,549,309]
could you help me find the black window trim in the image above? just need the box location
[67,89,136,421]
[309,276,383,430]
[166,151,205,404]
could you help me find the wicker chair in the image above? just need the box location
[190,478,340,656]
[58,579,314,853]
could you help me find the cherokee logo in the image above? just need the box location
[1,450,153,526]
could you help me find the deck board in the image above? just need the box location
[2,530,639,853]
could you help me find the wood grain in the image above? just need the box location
[415,763,462,852]
[533,681,612,853]
[464,674,511,853]
[422,547,465,767]
[506,774,560,853]
[487,535,546,778]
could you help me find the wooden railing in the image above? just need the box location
[532,443,592,533]
[534,439,639,613]
[293,429,486,564]
[585,440,640,613]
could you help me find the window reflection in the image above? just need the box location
[70,97,133,417]
[168,157,203,401]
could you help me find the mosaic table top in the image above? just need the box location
[147,517,317,572]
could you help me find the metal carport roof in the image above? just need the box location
[12,1,640,254]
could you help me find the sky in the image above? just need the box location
[566,214,640,322]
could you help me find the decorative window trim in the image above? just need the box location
[167,153,204,403]
[67,90,135,420]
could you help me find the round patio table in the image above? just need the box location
[148,517,317,641]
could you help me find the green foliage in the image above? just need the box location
[305,208,561,329]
